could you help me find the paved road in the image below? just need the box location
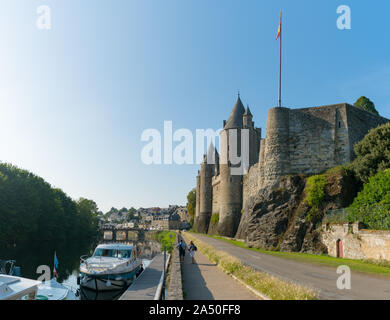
[189,233,390,300]
[181,236,258,300]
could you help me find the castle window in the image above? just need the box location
[338,121,341,128]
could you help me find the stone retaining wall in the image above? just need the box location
[166,233,183,300]
[321,223,390,261]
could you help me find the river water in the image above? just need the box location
[0,236,162,300]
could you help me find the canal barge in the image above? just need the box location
[79,243,143,291]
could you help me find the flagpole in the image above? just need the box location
[278,11,282,107]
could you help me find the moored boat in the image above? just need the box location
[0,274,40,300]
[79,243,143,291]
[36,278,78,300]
[0,259,78,300]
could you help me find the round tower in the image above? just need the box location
[194,172,200,227]
[217,95,245,237]
[218,163,242,237]
[198,155,214,233]
[263,107,290,187]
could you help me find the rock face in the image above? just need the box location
[236,175,305,250]
[236,169,359,253]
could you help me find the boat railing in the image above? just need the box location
[80,255,108,272]
[80,255,90,266]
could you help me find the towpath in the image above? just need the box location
[180,235,258,300]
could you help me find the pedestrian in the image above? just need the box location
[188,241,197,264]
[177,239,186,263]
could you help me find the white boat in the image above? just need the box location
[36,278,78,300]
[79,243,143,291]
[0,259,78,300]
[0,274,40,300]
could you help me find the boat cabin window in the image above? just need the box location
[93,248,132,258]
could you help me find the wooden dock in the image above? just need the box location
[119,253,170,300]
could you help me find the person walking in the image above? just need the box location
[177,239,186,263]
[188,241,197,264]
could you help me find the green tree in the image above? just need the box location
[350,122,390,183]
[127,207,137,221]
[354,96,379,115]
[347,170,390,230]
[186,188,196,225]
[0,163,99,250]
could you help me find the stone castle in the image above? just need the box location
[194,95,389,237]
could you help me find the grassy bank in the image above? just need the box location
[153,231,176,253]
[184,233,318,300]
[197,233,390,277]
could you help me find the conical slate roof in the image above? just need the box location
[205,142,218,164]
[224,95,245,129]
[207,142,216,157]
[244,105,253,117]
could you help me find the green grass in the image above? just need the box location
[191,232,390,277]
[153,231,176,253]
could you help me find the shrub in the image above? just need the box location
[305,175,327,207]
[305,174,327,222]
[154,231,176,253]
[347,170,390,230]
[350,122,390,183]
[354,96,379,116]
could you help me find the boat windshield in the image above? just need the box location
[93,249,131,258]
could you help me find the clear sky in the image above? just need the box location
[0,0,389,212]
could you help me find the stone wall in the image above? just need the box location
[345,105,389,160]
[288,105,349,175]
[166,234,183,300]
[259,104,389,190]
[242,163,260,209]
[321,223,390,261]
[198,102,389,240]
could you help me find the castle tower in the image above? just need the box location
[263,107,290,188]
[243,105,253,127]
[195,171,200,226]
[197,144,215,233]
[217,95,245,237]
[243,105,261,169]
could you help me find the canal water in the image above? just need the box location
[0,236,163,300]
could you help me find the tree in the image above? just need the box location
[354,96,379,116]
[186,188,196,225]
[0,162,99,249]
[350,122,390,183]
[106,207,118,215]
[347,170,390,230]
[76,198,99,242]
[127,207,137,221]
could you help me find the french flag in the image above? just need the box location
[53,252,59,279]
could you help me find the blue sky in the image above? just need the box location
[0,0,389,212]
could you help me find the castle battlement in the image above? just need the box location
[195,98,389,238]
